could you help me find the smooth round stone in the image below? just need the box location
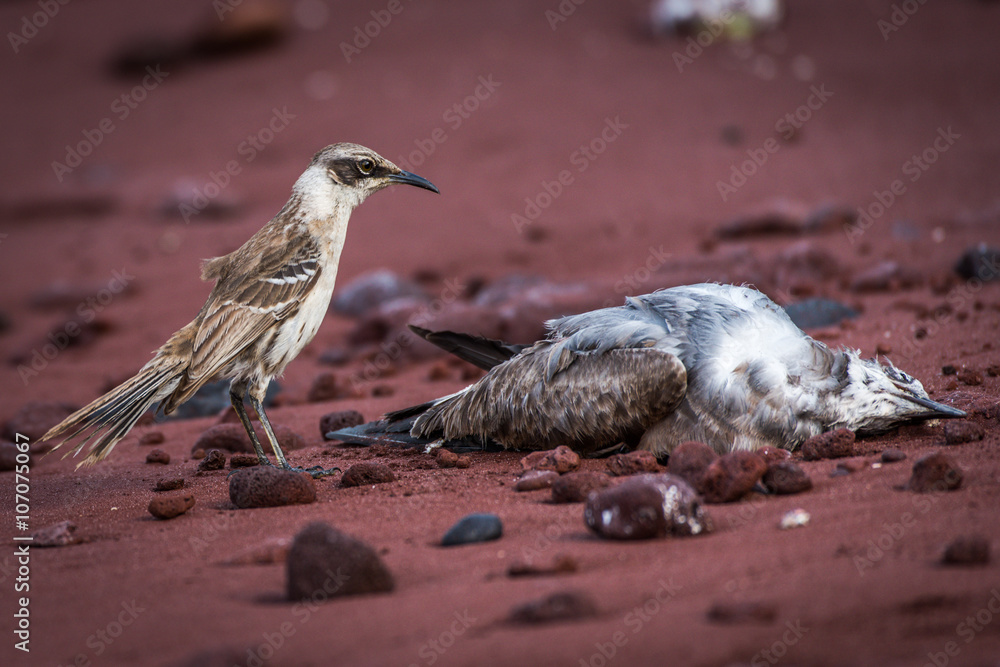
[441,513,503,547]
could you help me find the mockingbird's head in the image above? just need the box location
[296,143,438,210]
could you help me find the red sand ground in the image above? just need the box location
[2,0,999,665]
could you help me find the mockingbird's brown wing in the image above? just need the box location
[162,235,323,411]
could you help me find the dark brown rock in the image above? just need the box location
[943,421,985,445]
[700,451,767,503]
[229,453,259,468]
[508,591,598,624]
[942,535,990,566]
[320,410,365,439]
[551,471,612,503]
[755,446,792,463]
[229,467,317,508]
[307,372,357,402]
[139,431,165,446]
[905,451,963,492]
[154,477,185,492]
[520,445,580,474]
[667,441,718,488]
[584,473,708,539]
[148,493,195,520]
[607,450,661,476]
[340,462,395,487]
[515,470,559,492]
[707,600,778,624]
[286,522,394,601]
[881,448,907,463]
[801,428,856,461]
[2,401,77,449]
[435,449,459,468]
[32,520,80,547]
[145,448,170,465]
[507,554,579,577]
[761,461,813,495]
[957,368,983,386]
[193,423,305,455]
[197,449,226,471]
[455,455,472,469]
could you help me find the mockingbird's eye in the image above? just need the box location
[357,158,375,175]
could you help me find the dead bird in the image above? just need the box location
[331,283,964,455]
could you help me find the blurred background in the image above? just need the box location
[1,0,998,410]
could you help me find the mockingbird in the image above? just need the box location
[331,284,965,455]
[40,143,438,475]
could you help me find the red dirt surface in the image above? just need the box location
[2,1,999,665]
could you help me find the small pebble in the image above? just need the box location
[223,537,291,565]
[197,448,226,471]
[145,448,170,465]
[957,369,983,386]
[340,462,395,487]
[520,445,580,474]
[801,428,855,461]
[666,441,718,489]
[441,513,503,546]
[514,470,559,492]
[755,446,792,463]
[139,431,165,446]
[148,493,195,520]
[31,520,79,547]
[881,449,907,463]
[229,467,317,509]
[606,450,661,476]
[507,554,578,577]
[761,461,812,495]
[700,451,767,503]
[436,449,459,468]
[286,522,394,601]
[906,451,963,493]
[508,591,598,624]
[584,473,708,539]
[455,455,471,469]
[779,508,811,530]
[942,535,990,566]
[551,471,612,503]
[941,364,958,375]
[154,477,185,492]
[943,421,985,445]
[229,452,259,468]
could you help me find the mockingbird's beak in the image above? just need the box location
[388,170,439,194]
[900,393,966,418]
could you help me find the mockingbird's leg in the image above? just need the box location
[230,388,273,467]
[250,394,340,478]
